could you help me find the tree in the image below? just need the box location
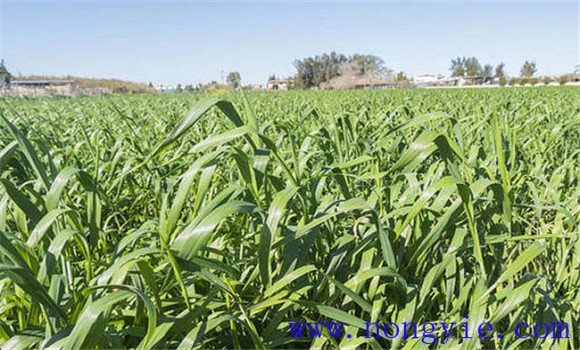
[226,72,241,88]
[482,64,494,78]
[450,56,483,77]
[268,74,277,81]
[395,71,408,81]
[496,63,507,86]
[559,75,571,85]
[293,58,315,89]
[499,76,507,87]
[184,84,194,93]
[541,76,552,85]
[520,61,537,78]
[176,84,183,93]
[351,54,391,78]
[495,63,506,78]
[464,57,482,76]
[0,59,11,88]
[450,57,466,77]
[0,59,10,77]
[293,52,389,89]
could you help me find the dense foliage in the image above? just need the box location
[0,87,578,349]
[449,57,506,80]
[0,61,10,88]
[293,52,389,89]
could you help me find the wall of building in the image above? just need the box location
[11,84,76,97]
[0,83,102,97]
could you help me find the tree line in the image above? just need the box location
[449,56,538,82]
[290,53,549,89]
[1,55,575,94]
[223,53,393,90]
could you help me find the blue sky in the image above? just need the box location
[1,0,578,85]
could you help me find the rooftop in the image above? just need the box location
[267,79,294,84]
[321,75,393,89]
[11,80,75,85]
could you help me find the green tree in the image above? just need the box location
[482,64,494,78]
[559,75,571,85]
[176,84,183,93]
[464,57,482,76]
[541,77,552,85]
[450,56,483,77]
[450,57,466,77]
[395,71,408,81]
[520,61,537,78]
[499,76,507,87]
[293,57,315,89]
[184,84,194,93]
[226,72,241,88]
[495,63,506,78]
[0,59,10,77]
[0,59,11,87]
[293,52,389,89]
[351,54,391,78]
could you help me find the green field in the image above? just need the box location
[0,87,578,349]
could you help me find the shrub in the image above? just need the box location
[499,76,506,87]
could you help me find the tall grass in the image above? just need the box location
[0,87,578,349]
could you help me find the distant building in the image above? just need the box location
[243,84,264,91]
[0,79,114,97]
[320,75,397,90]
[200,83,232,93]
[267,79,294,91]
[438,76,465,87]
[414,74,497,88]
[413,75,444,87]
[462,76,495,85]
[2,80,78,97]
[318,61,399,90]
[414,75,440,84]
[155,84,177,93]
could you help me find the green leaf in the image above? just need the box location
[171,201,257,260]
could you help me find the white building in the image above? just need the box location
[413,75,444,87]
[266,79,294,91]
